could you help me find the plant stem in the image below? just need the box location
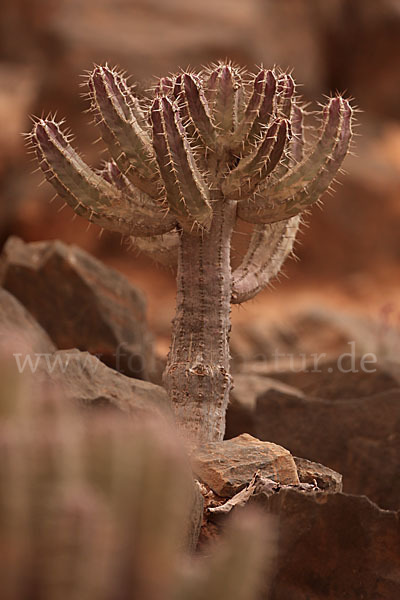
[163,199,237,443]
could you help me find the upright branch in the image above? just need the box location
[28,62,354,444]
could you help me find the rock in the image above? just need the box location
[0,237,155,380]
[251,489,400,600]
[227,357,400,508]
[346,434,400,513]
[258,357,399,400]
[0,287,56,354]
[231,307,400,386]
[192,433,299,497]
[35,349,171,418]
[251,387,400,510]
[230,306,377,369]
[294,457,342,493]
[226,373,304,440]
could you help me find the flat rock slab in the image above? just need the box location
[35,349,171,418]
[0,237,155,380]
[0,287,56,354]
[192,433,299,497]
[251,489,400,600]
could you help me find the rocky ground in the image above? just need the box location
[1,236,399,599]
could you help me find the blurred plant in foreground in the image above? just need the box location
[0,346,275,600]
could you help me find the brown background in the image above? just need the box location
[1,0,400,352]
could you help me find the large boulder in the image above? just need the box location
[226,373,304,437]
[252,489,400,600]
[0,237,155,380]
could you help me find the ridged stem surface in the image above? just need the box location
[163,199,236,443]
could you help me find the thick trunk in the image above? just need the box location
[163,199,237,443]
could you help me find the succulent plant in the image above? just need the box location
[0,355,274,600]
[28,61,353,443]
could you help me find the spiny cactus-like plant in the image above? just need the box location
[0,354,275,600]
[28,61,353,443]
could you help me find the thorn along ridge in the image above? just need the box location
[29,61,354,442]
